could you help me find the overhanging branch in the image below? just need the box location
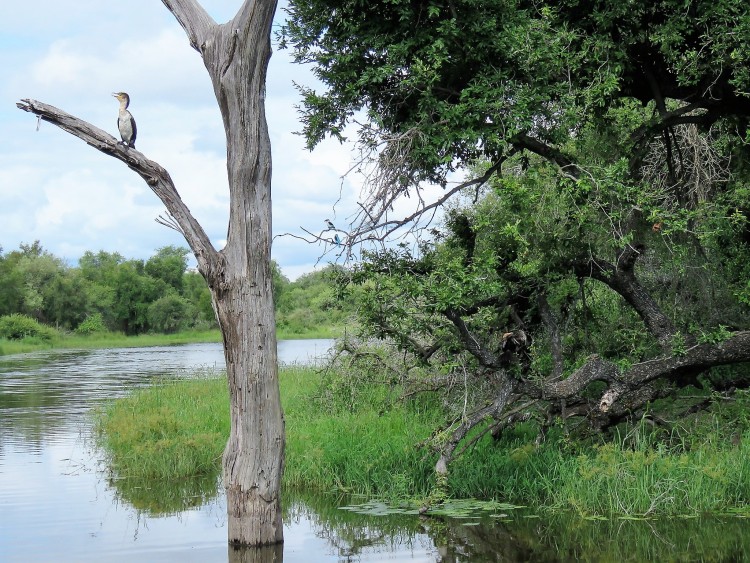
[350,155,508,244]
[512,133,581,180]
[16,99,220,278]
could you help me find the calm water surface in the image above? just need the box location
[1,340,750,562]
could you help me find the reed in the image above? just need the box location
[95,368,750,516]
[95,376,228,480]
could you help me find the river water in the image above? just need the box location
[1,341,750,562]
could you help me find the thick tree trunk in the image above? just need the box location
[215,280,284,545]
[187,0,283,545]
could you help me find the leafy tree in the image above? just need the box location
[283,0,750,476]
[276,265,358,334]
[270,259,290,306]
[42,270,90,330]
[0,247,25,316]
[182,270,216,327]
[281,0,750,187]
[79,250,125,284]
[145,246,190,292]
[147,293,194,334]
[5,242,69,324]
[111,260,168,335]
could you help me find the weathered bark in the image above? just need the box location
[172,0,284,546]
[429,331,750,470]
[15,100,220,278]
[19,0,284,547]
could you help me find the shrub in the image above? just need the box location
[75,313,108,335]
[0,314,56,341]
[147,294,193,333]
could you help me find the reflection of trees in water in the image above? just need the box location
[433,512,750,562]
[100,481,750,561]
[288,492,750,562]
[285,491,433,560]
[107,473,222,516]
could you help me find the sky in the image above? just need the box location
[0,1,376,281]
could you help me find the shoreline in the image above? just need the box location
[0,327,342,356]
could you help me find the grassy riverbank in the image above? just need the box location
[95,366,750,517]
[0,326,340,356]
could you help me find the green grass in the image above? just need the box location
[95,375,229,480]
[94,368,750,517]
[444,424,750,516]
[95,367,437,497]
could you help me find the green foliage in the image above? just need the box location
[181,271,216,328]
[145,246,189,292]
[147,294,194,334]
[0,241,358,340]
[75,313,107,335]
[96,366,750,515]
[0,314,56,341]
[275,264,359,336]
[280,0,750,410]
[281,0,750,185]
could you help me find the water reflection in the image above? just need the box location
[3,341,750,562]
[229,543,283,563]
[108,473,222,516]
[283,491,750,562]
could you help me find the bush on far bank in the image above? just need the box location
[0,314,57,341]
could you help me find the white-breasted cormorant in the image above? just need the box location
[112,92,137,149]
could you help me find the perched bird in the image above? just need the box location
[112,92,137,148]
[334,233,341,247]
[325,218,336,231]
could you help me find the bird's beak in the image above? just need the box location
[112,93,118,97]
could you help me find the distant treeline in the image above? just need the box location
[0,241,355,336]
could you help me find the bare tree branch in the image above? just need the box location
[155,211,185,235]
[349,156,508,244]
[16,99,220,277]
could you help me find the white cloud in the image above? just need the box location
[2,1,445,277]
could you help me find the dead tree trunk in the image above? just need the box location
[18,0,284,547]
[164,0,284,546]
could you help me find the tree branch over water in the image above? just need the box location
[17,99,220,277]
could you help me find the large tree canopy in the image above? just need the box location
[284,0,750,475]
[282,0,750,185]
